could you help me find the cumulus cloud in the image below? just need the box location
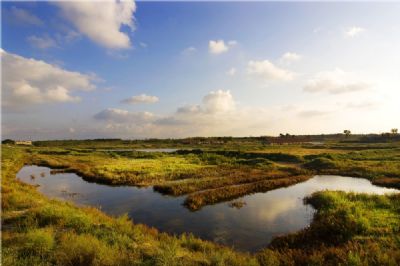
[9,6,43,26]
[95,90,247,137]
[202,90,235,113]
[209,40,228,54]
[208,39,236,55]
[177,104,202,114]
[121,94,159,104]
[304,69,370,94]
[55,1,136,49]
[175,90,235,115]
[226,67,237,76]
[280,52,302,64]
[345,26,365,37]
[247,60,295,81]
[1,50,96,111]
[71,90,347,139]
[94,108,155,124]
[27,35,57,49]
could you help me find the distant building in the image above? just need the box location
[15,140,32,145]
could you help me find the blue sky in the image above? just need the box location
[2,1,400,140]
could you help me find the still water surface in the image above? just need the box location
[17,165,398,251]
[96,148,179,153]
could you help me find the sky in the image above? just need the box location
[2,1,400,140]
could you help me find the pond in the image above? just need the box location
[16,165,398,252]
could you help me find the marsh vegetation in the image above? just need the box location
[2,135,400,265]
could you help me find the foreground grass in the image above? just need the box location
[260,191,400,265]
[2,145,400,265]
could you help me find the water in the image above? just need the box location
[97,148,180,153]
[135,148,179,153]
[17,165,398,251]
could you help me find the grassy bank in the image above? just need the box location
[184,175,310,211]
[258,191,400,265]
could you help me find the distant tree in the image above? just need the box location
[391,128,398,135]
[343,130,351,137]
[2,139,15,144]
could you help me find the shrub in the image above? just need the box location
[21,228,55,257]
[257,249,281,266]
[304,157,336,170]
[55,232,116,266]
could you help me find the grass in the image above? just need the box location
[28,147,314,209]
[2,140,400,265]
[1,146,258,266]
[184,175,310,211]
[25,141,400,209]
[259,191,400,265]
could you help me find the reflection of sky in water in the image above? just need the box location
[17,166,398,252]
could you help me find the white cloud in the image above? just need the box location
[139,42,148,48]
[209,40,229,54]
[247,60,295,81]
[94,90,241,137]
[55,1,136,49]
[207,39,237,54]
[94,108,155,124]
[175,90,234,115]
[177,104,202,114]
[304,69,370,94]
[1,50,96,111]
[226,67,237,76]
[56,28,81,44]
[280,52,302,63]
[121,94,159,104]
[9,6,43,26]
[345,26,365,37]
[27,35,57,49]
[202,90,235,113]
[181,46,197,55]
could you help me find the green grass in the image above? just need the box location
[26,141,400,210]
[1,146,258,266]
[28,147,314,208]
[260,191,400,265]
[21,141,400,209]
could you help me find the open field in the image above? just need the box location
[2,136,400,265]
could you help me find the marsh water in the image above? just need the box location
[97,148,180,153]
[17,165,398,251]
